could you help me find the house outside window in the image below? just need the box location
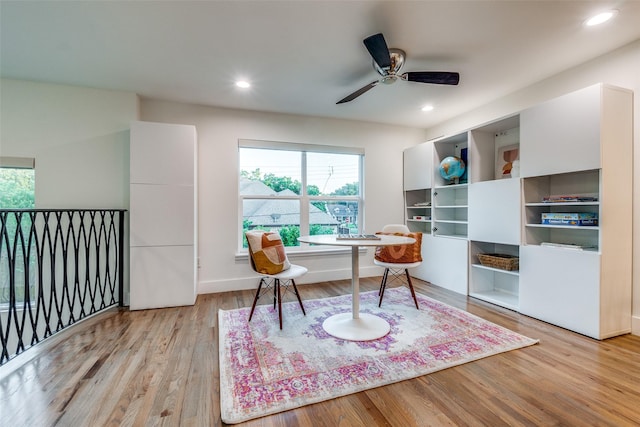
[239,140,364,250]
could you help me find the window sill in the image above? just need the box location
[235,246,368,262]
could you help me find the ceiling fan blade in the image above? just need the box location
[403,71,460,85]
[336,81,380,104]
[363,33,391,69]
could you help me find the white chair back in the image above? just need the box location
[381,224,410,234]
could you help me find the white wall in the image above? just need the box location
[0,78,139,208]
[139,100,426,293]
[1,79,139,304]
[423,39,640,335]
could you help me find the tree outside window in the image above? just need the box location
[0,165,36,305]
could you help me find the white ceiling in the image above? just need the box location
[2,1,640,128]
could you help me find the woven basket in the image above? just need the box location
[477,253,519,271]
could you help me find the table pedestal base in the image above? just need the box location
[322,312,390,341]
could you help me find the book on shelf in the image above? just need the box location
[542,195,598,203]
[540,242,597,250]
[336,234,381,240]
[540,212,598,226]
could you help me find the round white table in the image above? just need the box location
[297,234,415,341]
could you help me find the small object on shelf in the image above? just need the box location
[439,156,466,184]
[495,144,519,179]
[336,234,381,240]
[540,212,598,226]
[412,215,431,220]
[413,202,431,206]
[510,160,520,178]
[477,253,519,271]
[542,195,599,203]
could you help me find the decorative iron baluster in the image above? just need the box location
[0,209,126,365]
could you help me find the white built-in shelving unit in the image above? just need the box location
[467,115,521,310]
[402,83,632,339]
[432,132,469,239]
[518,84,632,339]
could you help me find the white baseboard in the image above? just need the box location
[198,266,382,295]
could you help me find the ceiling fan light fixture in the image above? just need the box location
[585,10,618,26]
[382,75,398,85]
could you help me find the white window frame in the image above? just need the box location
[238,139,365,254]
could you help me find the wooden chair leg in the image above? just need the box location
[276,279,283,329]
[405,269,419,309]
[248,278,265,322]
[291,279,306,315]
[378,268,390,307]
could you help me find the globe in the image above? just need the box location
[439,156,466,182]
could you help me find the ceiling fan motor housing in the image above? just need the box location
[374,48,406,79]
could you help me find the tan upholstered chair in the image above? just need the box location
[245,230,307,329]
[374,224,422,309]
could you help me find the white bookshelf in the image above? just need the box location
[403,84,633,336]
[519,84,632,339]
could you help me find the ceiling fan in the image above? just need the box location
[337,33,460,104]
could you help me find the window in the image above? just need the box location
[0,157,35,209]
[239,140,363,250]
[0,157,36,307]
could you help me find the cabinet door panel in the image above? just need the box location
[519,245,600,338]
[404,143,432,191]
[130,183,195,247]
[421,235,468,295]
[468,179,520,245]
[130,121,196,185]
[130,246,196,310]
[520,85,601,177]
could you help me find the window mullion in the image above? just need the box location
[300,152,309,236]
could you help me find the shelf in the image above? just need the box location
[526,223,599,231]
[433,233,467,239]
[525,202,599,207]
[407,219,431,223]
[406,206,432,209]
[434,220,467,224]
[434,183,468,190]
[527,243,599,252]
[471,263,519,276]
[435,205,468,209]
[469,291,519,311]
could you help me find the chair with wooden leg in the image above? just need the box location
[374,224,423,309]
[245,230,307,329]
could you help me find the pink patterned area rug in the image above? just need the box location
[218,287,538,424]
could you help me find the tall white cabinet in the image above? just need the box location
[518,84,632,339]
[129,121,198,310]
[403,83,633,339]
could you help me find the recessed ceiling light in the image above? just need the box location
[585,10,618,26]
[421,105,434,112]
[235,80,251,89]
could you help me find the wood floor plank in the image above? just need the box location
[1,277,640,426]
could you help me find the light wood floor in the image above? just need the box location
[1,277,639,426]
